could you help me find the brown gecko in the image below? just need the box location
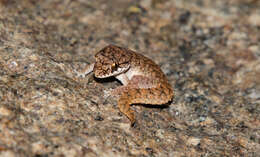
[81,45,174,125]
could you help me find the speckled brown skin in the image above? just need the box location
[84,45,173,125]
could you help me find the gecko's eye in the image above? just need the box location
[111,63,118,72]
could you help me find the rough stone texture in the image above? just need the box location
[0,0,259,156]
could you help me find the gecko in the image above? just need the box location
[81,45,174,125]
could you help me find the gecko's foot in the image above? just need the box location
[74,63,95,78]
[126,109,136,126]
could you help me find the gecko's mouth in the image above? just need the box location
[95,66,130,78]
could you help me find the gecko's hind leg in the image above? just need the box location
[118,96,136,125]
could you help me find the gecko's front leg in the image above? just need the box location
[75,63,95,78]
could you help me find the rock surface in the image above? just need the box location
[0,0,259,156]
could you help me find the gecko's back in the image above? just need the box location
[129,48,172,85]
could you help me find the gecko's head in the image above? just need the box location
[93,45,132,78]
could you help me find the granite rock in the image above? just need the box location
[0,0,259,156]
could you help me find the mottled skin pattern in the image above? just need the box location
[83,45,174,125]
